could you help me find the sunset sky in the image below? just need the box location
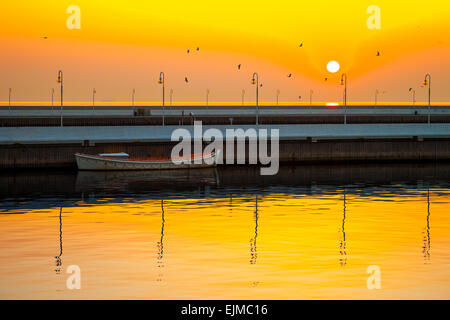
[1,0,450,104]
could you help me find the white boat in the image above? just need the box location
[75,151,219,171]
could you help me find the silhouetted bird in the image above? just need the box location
[238,64,241,70]
[287,73,292,78]
[324,78,328,82]
[409,88,413,92]
[185,77,189,83]
[187,49,190,54]
[196,47,199,51]
[299,96,302,100]
[41,36,48,40]
[377,51,380,56]
[299,43,303,47]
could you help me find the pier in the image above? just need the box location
[1,122,449,168]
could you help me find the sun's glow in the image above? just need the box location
[326,61,340,73]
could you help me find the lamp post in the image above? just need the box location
[57,70,64,127]
[242,89,245,106]
[411,89,416,105]
[92,88,96,112]
[51,88,55,110]
[158,72,165,126]
[276,89,280,105]
[132,88,136,108]
[206,89,210,108]
[251,73,259,125]
[170,89,173,108]
[423,74,431,124]
[8,88,11,112]
[375,89,379,105]
[340,73,347,125]
[310,89,314,106]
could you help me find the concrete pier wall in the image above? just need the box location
[1,124,449,169]
[1,139,449,169]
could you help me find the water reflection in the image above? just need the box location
[157,200,165,282]
[423,187,431,263]
[339,190,347,268]
[0,163,449,299]
[250,195,258,265]
[55,207,63,274]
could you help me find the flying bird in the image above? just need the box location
[324,78,328,82]
[41,36,48,40]
[238,64,241,70]
[409,88,413,92]
[376,51,380,56]
[299,43,303,47]
[287,73,292,78]
[196,47,200,51]
[184,77,189,83]
[187,49,190,54]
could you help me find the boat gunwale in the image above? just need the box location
[74,152,216,165]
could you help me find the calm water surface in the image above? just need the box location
[0,164,449,299]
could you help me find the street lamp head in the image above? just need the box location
[423,80,428,86]
[158,72,164,84]
[57,70,63,83]
[251,72,258,85]
[340,73,347,85]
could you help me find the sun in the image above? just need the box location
[326,61,340,73]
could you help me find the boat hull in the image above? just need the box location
[75,152,218,171]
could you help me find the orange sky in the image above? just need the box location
[1,0,450,104]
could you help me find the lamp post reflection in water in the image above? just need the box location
[423,187,431,263]
[55,207,63,274]
[339,189,347,268]
[157,200,165,282]
[250,194,259,265]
